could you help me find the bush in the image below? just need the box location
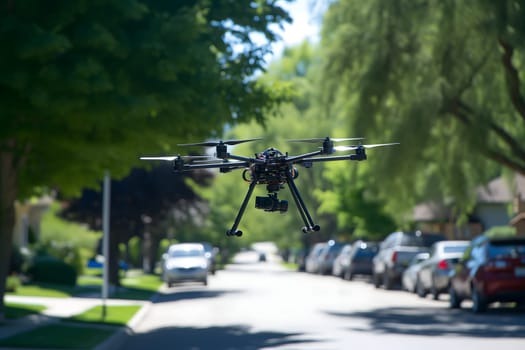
[6,275,21,292]
[128,236,141,268]
[33,241,84,275]
[27,256,77,286]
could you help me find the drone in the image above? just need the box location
[140,137,398,237]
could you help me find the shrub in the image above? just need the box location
[33,241,84,275]
[128,236,141,268]
[27,256,77,286]
[6,275,21,292]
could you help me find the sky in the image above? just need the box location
[266,0,323,62]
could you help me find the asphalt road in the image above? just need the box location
[119,251,525,350]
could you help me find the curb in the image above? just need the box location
[93,294,156,350]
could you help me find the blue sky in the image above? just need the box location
[266,0,322,62]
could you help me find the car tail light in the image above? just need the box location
[391,251,398,263]
[437,260,449,270]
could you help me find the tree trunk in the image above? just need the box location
[0,150,18,321]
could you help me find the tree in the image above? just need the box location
[0,0,292,320]
[60,163,211,281]
[319,0,525,220]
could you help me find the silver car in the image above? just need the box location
[416,240,470,299]
[162,243,209,287]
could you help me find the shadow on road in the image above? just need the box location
[153,288,244,304]
[123,325,320,350]
[326,306,525,338]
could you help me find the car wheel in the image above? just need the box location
[383,271,393,290]
[416,279,426,298]
[449,286,462,309]
[167,281,173,288]
[431,281,439,300]
[472,288,487,313]
[373,273,381,288]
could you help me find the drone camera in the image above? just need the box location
[255,195,288,213]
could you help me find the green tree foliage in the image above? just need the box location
[320,0,525,219]
[0,0,292,319]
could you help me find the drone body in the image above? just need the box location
[140,137,398,237]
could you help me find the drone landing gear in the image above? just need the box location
[226,180,257,238]
[285,172,321,234]
[225,175,321,238]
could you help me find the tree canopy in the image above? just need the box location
[320,0,525,217]
[0,0,292,320]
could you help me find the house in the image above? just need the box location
[413,174,525,239]
[13,195,53,247]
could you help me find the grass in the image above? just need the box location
[114,271,162,300]
[5,302,47,319]
[281,262,298,270]
[8,282,95,298]
[68,305,142,326]
[0,324,116,349]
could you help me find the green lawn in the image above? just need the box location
[68,305,142,326]
[7,282,95,298]
[5,302,47,319]
[0,324,116,349]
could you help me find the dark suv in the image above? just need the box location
[373,231,445,289]
[449,235,525,313]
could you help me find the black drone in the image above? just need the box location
[140,137,398,237]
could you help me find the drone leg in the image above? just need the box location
[285,173,320,233]
[226,181,257,237]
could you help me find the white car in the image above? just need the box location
[162,243,209,287]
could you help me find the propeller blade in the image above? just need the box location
[140,155,213,161]
[140,156,178,161]
[334,143,400,151]
[178,138,262,147]
[288,137,364,143]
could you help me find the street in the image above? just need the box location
[120,251,525,350]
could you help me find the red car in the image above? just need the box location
[449,235,525,313]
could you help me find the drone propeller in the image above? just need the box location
[139,155,213,161]
[178,138,262,147]
[288,137,365,143]
[334,143,400,151]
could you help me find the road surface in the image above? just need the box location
[119,251,525,350]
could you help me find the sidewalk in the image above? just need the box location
[0,294,152,350]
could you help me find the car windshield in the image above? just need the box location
[401,234,444,247]
[169,249,203,258]
[443,245,468,254]
[488,241,525,258]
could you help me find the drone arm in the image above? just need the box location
[173,161,250,172]
[298,153,366,164]
[227,154,265,164]
[285,150,324,163]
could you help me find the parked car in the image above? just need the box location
[201,242,218,275]
[416,240,470,300]
[305,242,326,274]
[449,235,525,313]
[402,252,430,293]
[373,231,445,289]
[342,241,379,280]
[162,243,209,287]
[317,240,344,275]
[332,244,353,278]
